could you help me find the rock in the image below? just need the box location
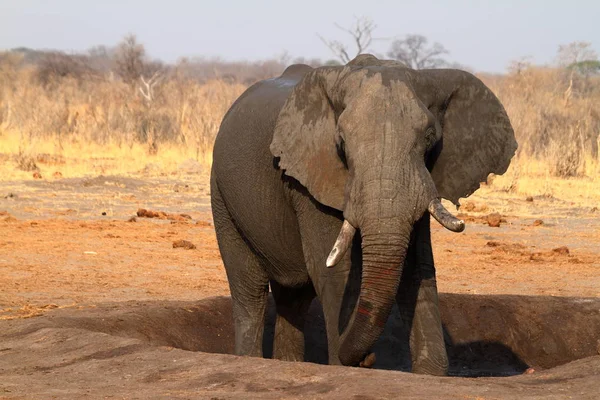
[526,196,534,202]
[137,209,167,219]
[53,171,63,178]
[487,213,502,227]
[137,208,192,222]
[533,219,544,226]
[173,240,196,250]
[552,246,570,255]
[32,171,43,179]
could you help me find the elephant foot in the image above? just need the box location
[412,355,449,376]
[359,353,376,368]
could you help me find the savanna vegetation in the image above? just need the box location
[0,32,598,203]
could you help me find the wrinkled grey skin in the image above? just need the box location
[210,54,517,375]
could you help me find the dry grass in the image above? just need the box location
[486,158,600,207]
[1,55,599,204]
[0,54,246,179]
[482,67,600,176]
[480,66,600,205]
[0,53,245,179]
[0,132,213,180]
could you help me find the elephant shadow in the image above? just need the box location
[263,297,529,377]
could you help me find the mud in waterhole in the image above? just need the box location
[5,294,599,378]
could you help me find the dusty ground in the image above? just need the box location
[1,166,599,399]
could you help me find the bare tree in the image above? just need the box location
[387,35,449,69]
[507,56,534,75]
[114,34,146,84]
[318,16,376,63]
[139,70,162,102]
[556,42,598,67]
[554,42,600,100]
[556,41,600,77]
[87,45,114,73]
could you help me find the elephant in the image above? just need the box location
[210,54,517,375]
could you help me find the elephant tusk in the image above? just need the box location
[326,220,356,267]
[428,198,465,233]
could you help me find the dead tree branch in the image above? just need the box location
[139,70,162,102]
[318,16,376,64]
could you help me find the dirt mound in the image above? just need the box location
[2,295,600,398]
[137,208,193,222]
[172,239,197,249]
[484,241,583,264]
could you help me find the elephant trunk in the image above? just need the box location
[337,172,415,366]
[333,161,463,366]
[338,220,411,366]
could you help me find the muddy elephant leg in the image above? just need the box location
[270,282,315,361]
[316,254,358,365]
[292,195,360,365]
[396,213,449,376]
[212,179,269,357]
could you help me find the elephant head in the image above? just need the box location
[270,54,517,366]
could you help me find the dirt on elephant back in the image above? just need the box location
[1,172,600,398]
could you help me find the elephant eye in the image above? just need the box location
[336,138,348,168]
[424,126,437,150]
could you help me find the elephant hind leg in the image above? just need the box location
[212,176,269,357]
[270,282,315,362]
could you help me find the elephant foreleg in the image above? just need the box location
[291,193,359,366]
[271,282,315,361]
[396,212,449,376]
[317,257,358,365]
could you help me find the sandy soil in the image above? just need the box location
[1,171,599,398]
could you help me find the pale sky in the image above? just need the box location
[0,0,598,73]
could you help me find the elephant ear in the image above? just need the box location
[423,70,517,206]
[270,67,348,211]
